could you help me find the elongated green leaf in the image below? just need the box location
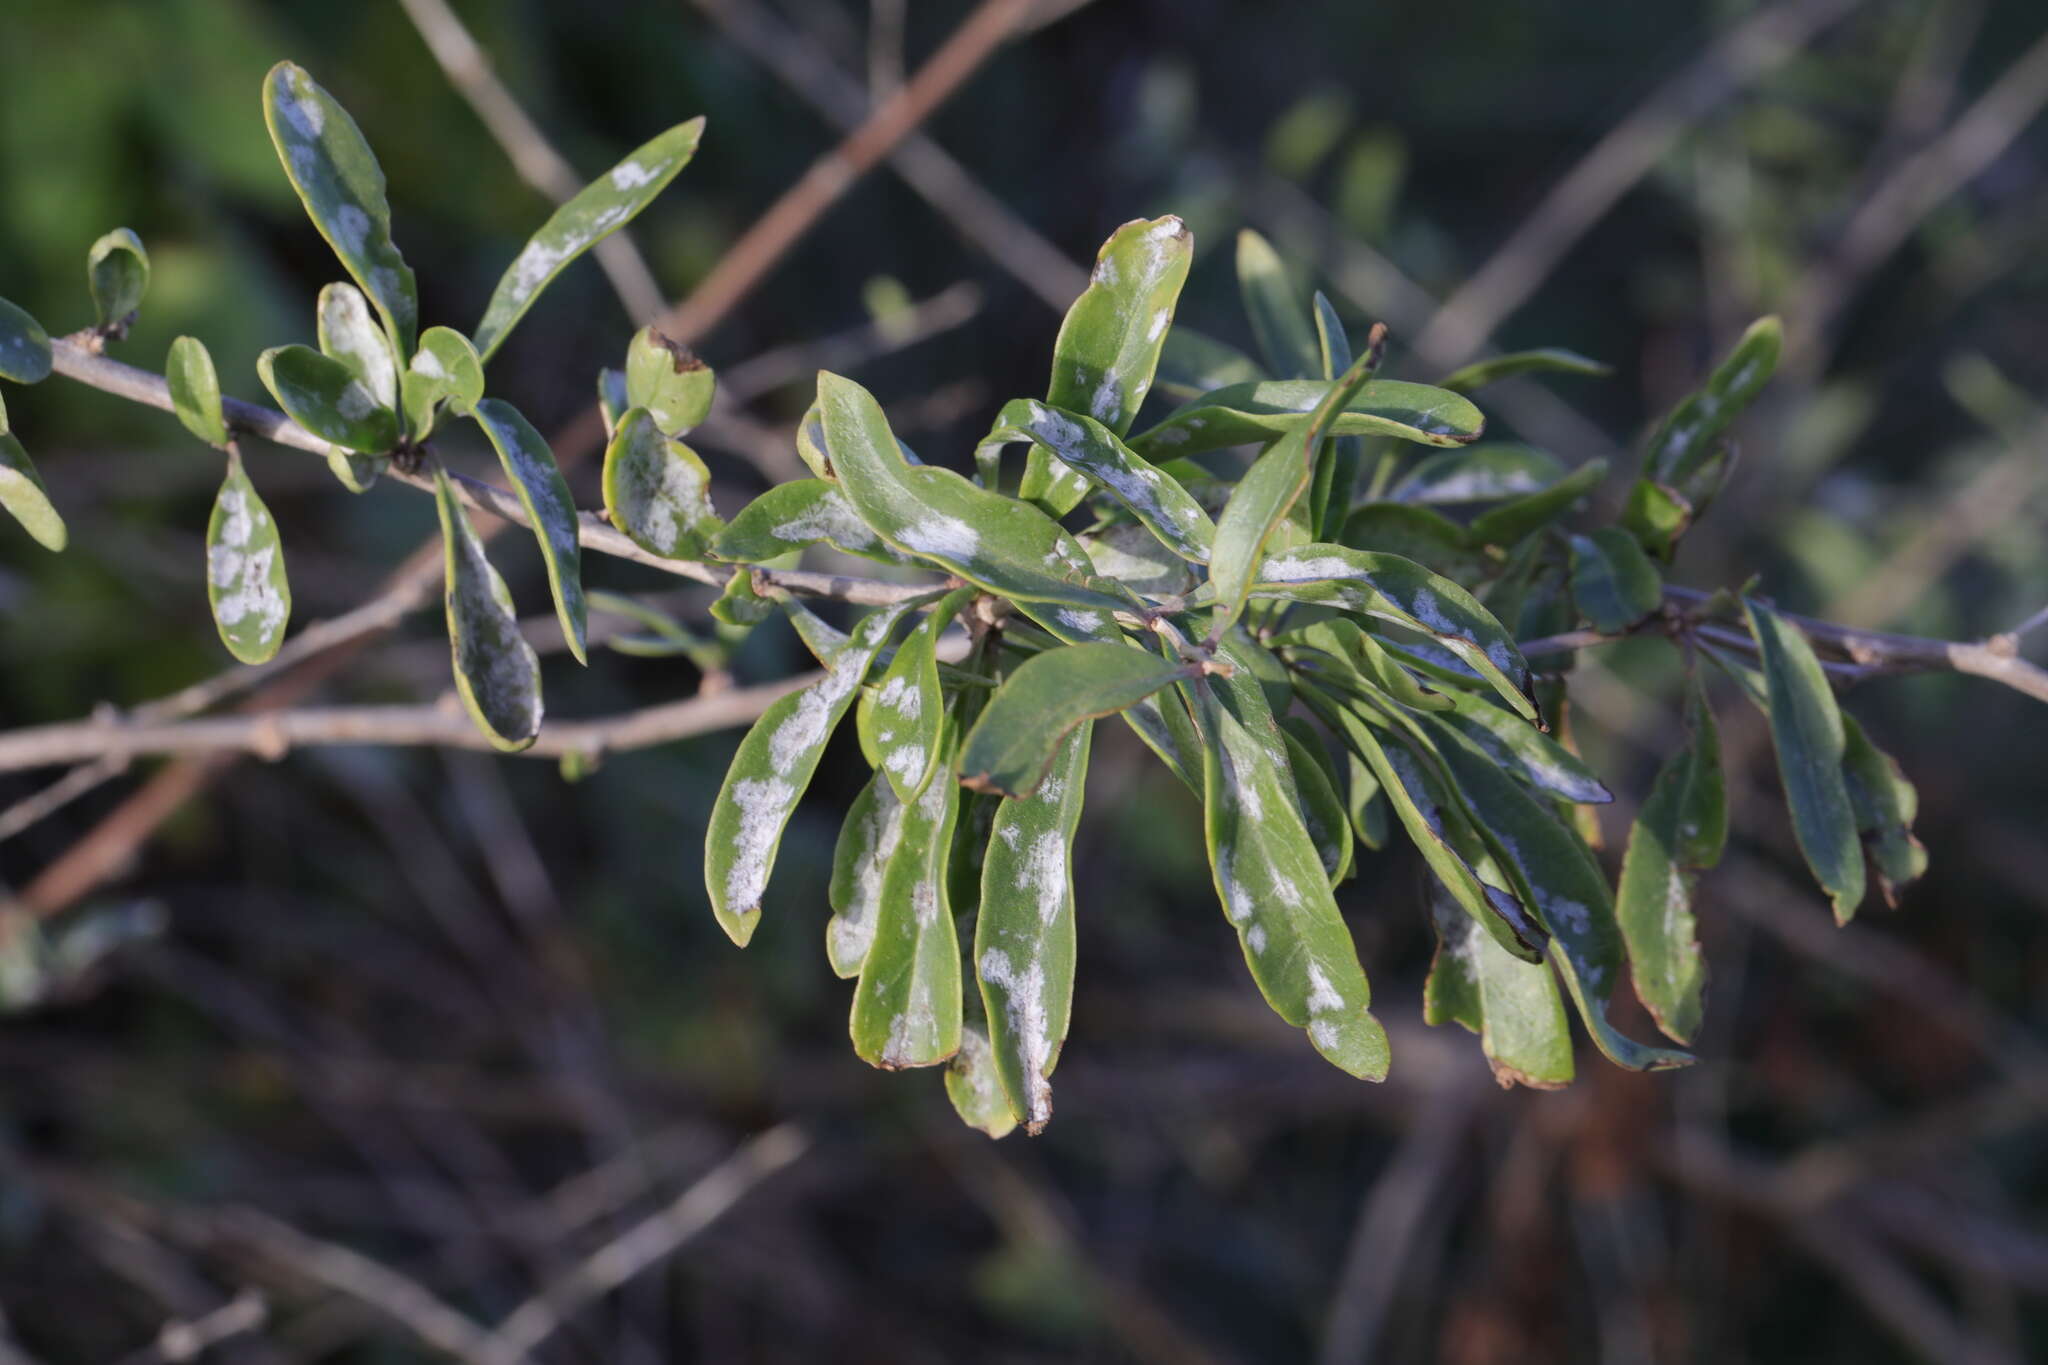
[979,398,1213,562]
[1744,598,1864,921]
[1236,228,1319,379]
[1279,617,1452,713]
[257,344,397,453]
[205,451,291,663]
[828,773,905,977]
[1436,348,1610,394]
[1465,459,1606,546]
[851,723,964,1068]
[0,433,65,551]
[471,398,586,663]
[1154,327,1265,402]
[1190,656,1389,1079]
[862,587,975,800]
[1615,676,1723,1044]
[473,118,706,361]
[262,63,417,356]
[601,406,718,562]
[402,326,484,436]
[1393,444,1566,504]
[435,472,542,751]
[1644,316,1780,484]
[0,297,53,383]
[818,372,1134,615]
[1424,879,1574,1088]
[166,336,228,447]
[1841,714,1927,906]
[1440,688,1611,804]
[1131,377,1483,458]
[1423,718,1692,1071]
[1081,522,1195,597]
[86,227,148,331]
[945,1023,1020,1138]
[976,724,1089,1131]
[1209,338,1387,635]
[1339,503,1485,580]
[707,600,921,945]
[316,281,399,413]
[625,326,715,435]
[1309,291,1365,541]
[1619,476,1694,561]
[1281,726,1353,885]
[1569,528,1662,633]
[1015,602,1203,795]
[1244,543,1534,718]
[713,478,907,566]
[959,643,1189,797]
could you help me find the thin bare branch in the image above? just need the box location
[397,0,667,323]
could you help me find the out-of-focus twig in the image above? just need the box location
[112,1290,268,1365]
[1413,0,1869,370]
[397,0,667,324]
[693,0,1088,313]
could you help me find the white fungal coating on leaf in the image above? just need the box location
[770,489,876,549]
[411,347,447,380]
[898,514,980,561]
[1305,963,1344,1015]
[979,947,1051,1125]
[208,486,288,645]
[609,159,657,189]
[725,777,795,913]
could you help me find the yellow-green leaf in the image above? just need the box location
[166,336,228,447]
[0,433,65,551]
[625,327,715,435]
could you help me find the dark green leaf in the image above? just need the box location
[86,227,148,331]
[1744,598,1864,921]
[1424,879,1575,1087]
[473,118,706,361]
[598,368,630,438]
[0,297,54,383]
[1339,503,1485,580]
[601,407,719,561]
[1569,527,1662,633]
[1644,317,1780,484]
[1131,377,1484,458]
[1841,715,1927,906]
[262,62,417,355]
[472,398,587,663]
[1236,228,1320,379]
[1465,460,1606,546]
[959,643,1189,797]
[435,471,542,751]
[166,336,228,447]
[1436,348,1610,394]
[1281,725,1353,885]
[256,345,397,453]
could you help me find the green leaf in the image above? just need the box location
[1841,714,1927,906]
[1392,444,1566,504]
[1189,653,1389,1080]
[1153,327,1265,402]
[1431,686,1613,805]
[625,326,715,435]
[1569,528,1662,633]
[1339,503,1485,581]
[1279,617,1454,713]
[262,62,417,356]
[827,773,905,978]
[1464,460,1606,546]
[1423,717,1693,1072]
[471,398,587,664]
[817,372,1134,615]
[435,471,542,751]
[713,478,906,567]
[256,345,398,453]
[0,433,65,551]
[205,451,291,663]
[316,281,399,414]
[86,227,148,332]
[1281,725,1353,886]
[978,398,1214,563]
[1644,317,1780,485]
[975,724,1089,1131]
[1309,291,1365,541]
[600,407,719,562]
[1618,477,1694,561]
[0,297,53,384]
[589,590,724,667]
[166,336,228,447]
[327,450,384,494]
[851,719,965,1068]
[472,117,706,361]
[1014,603,1204,795]
[862,587,975,800]
[402,326,484,436]
[945,1023,1020,1139]
[1243,543,1534,718]
[959,643,1189,797]
[598,367,630,438]
[711,565,778,626]
[1236,228,1320,379]
[1209,338,1388,635]
[1744,598,1864,922]
[1079,522,1195,598]
[1130,377,1483,458]
[1423,879,1575,1088]
[706,600,922,946]
[1615,675,1724,1044]
[1436,348,1610,394]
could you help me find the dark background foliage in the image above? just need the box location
[2,0,2046,1360]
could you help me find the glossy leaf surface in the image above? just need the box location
[256,344,397,453]
[166,336,228,447]
[472,398,586,663]
[601,407,719,562]
[86,227,149,330]
[1745,598,1864,921]
[435,472,542,751]
[206,452,291,663]
[959,643,1189,798]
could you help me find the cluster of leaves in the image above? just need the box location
[0,61,1929,1140]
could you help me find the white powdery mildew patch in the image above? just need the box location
[450,531,542,736]
[883,744,926,786]
[411,348,447,380]
[1267,867,1303,908]
[884,961,937,1067]
[1019,831,1067,925]
[610,159,657,190]
[1416,469,1544,502]
[1660,862,1695,987]
[508,240,570,299]
[1215,846,1256,924]
[1090,370,1125,425]
[1260,553,1354,584]
[771,491,876,550]
[875,673,922,721]
[332,204,371,257]
[336,383,377,422]
[1026,402,1084,457]
[1308,1019,1343,1051]
[1246,924,1268,955]
[288,144,319,185]
[282,77,325,137]
[1092,255,1119,288]
[898,514,979,562]
[832,787,904,966]
[725,777,795,912]
[1305,963,1344,1014]
[632,445,712,555]
[1146,307,1171,342]
[1055,608,1104,635]
[208,488,287,642]
[979,947,1051,1125]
